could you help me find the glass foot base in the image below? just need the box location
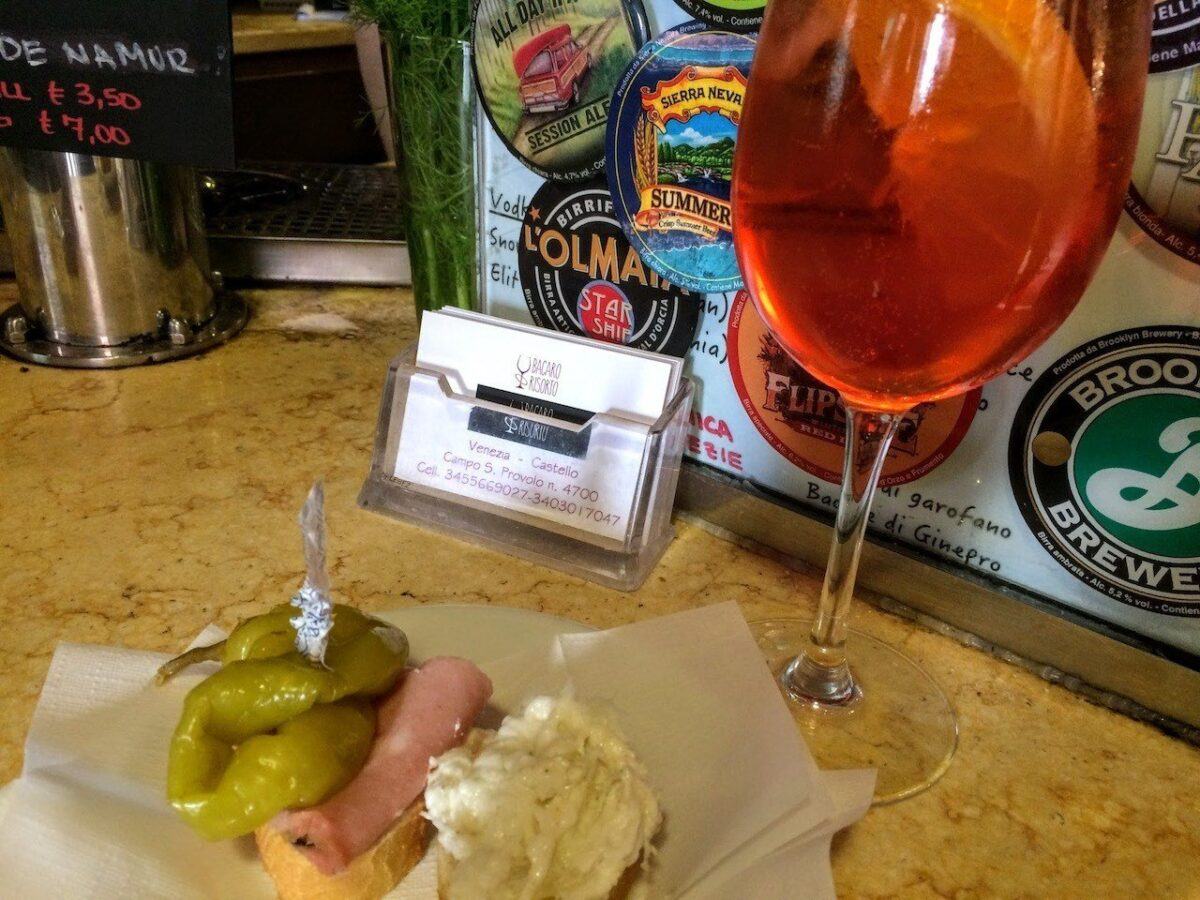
[751,618,957,804]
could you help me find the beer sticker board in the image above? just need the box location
[0,0,234,167]
[479,0,1200,655]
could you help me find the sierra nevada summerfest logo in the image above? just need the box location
[607,23,754,294]
[630,65,744,241]
[1009,327,1200,616]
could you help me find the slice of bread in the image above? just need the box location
[255,798,430,900]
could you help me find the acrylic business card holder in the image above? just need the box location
[359,346,694,591]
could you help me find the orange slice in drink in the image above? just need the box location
[837,0,1099,316]
[845,0,1095,133]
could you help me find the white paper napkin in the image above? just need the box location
[0,604,872,899]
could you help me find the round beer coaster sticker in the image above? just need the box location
[1008,326,1200,617]
[472,0,650,183]
[672,0,764,33]
[727,292,979,488]
[1125,1,1200,263]
[607,22,754,293]
[518,179,701,357]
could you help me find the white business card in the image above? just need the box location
[393,311,684,545]
[393,377,647,543]
[437,306,685,397]
[416,310,681,425]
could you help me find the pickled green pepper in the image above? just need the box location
[165,604,408,840]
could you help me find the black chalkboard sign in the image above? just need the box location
[0,1,234,168]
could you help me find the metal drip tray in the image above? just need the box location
[202,163,410,285]
[0,162,410,286]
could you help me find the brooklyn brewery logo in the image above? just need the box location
[1009,327,1200,616]
[518,179,700,357]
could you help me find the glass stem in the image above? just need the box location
[782,407,904,705]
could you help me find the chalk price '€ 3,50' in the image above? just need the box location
[0,78,142,148]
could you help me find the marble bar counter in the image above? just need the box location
[1,282,1198,897]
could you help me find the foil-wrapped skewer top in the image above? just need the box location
[291,481,334,665]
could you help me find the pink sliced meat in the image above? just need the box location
[274,656,492,875]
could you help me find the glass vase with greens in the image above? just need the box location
[353,0,478,315]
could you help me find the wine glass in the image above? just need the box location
[732,0,1151,802]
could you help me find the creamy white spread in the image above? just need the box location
[425,696,662,900]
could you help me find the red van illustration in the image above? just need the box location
[513,24,591,114]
